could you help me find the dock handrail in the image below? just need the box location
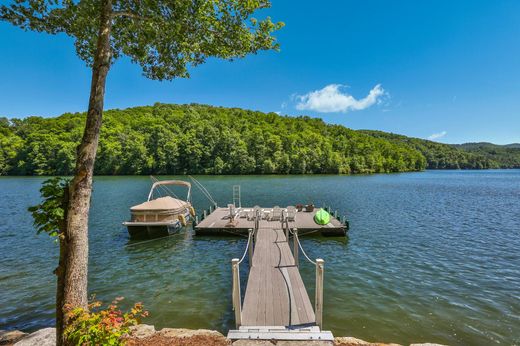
[231,228,254,328]
[287,225,325,329]
[293,230,316,265]
[237,228,253,265]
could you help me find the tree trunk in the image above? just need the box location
[58,0,113,344]
[55,186,69,346]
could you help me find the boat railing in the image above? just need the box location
[188,175,217,208]
[148,177,191,202]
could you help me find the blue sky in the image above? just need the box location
[0,1,519,144]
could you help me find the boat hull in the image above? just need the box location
[124,213,191,240]
[125,223,177,240]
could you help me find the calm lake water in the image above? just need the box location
[0,171,519,345]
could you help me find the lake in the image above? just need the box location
[0,171,519,345]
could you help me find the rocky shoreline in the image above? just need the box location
[1,326,447,346]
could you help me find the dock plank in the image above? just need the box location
[277,230,314,325]
[241,227,316,327]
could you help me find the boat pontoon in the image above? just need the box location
[123,179,195,239]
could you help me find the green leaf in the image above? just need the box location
[1,0,283,80]
[28,177,70,238]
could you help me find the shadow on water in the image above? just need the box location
[125,229,193,248]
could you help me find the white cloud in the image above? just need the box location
[295,84,386,113]
[428,131,447,140]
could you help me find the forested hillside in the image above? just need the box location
[0,104,518,176]
[0,104,426,175]
[361,131,520,169]
[453,142,520,168]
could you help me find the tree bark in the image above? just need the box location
[59,0,113,344]
[55,186,69,346]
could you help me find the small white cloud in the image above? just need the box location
[428,131,447,140]
[274,111,281,115]
[295,84,386,113]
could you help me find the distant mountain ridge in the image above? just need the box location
[451,142,520,168]
[0,104,519,175]
[452,142,520,148]
[361,130,520,169]
[455,142,520,149]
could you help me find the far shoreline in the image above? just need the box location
[1,168,520,179]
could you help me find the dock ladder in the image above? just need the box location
[232,185,241,208]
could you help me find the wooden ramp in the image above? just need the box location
[227,217,333,341]
[241,227,315,327]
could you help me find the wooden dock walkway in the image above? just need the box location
[227,217,333,341]
[241,226,315,327]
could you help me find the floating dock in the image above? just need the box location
[227,213,333,341]
[195,206,348,237]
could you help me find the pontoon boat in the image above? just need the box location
[123,179,195,239]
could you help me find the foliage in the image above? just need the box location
[64,297,148,346]
[0,118,23,175]
[361,130,520,169]
[3,104,519,176]
[0,0,283,81]
[2,3,282,345]
[0,104,429,175]
[453,142,520,168]
[28,177,70,237]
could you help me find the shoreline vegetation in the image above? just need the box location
[1,103,519,176]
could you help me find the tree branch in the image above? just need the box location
[111,11,146,20]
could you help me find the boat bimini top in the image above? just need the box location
[128,180,192,214]
[147,180,191,202]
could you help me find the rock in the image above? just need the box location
[14,328,55,346]
[129,324,156,339]
[334,337,402,346]
[125,327,230,346]
[0,330,27,345]
[277,341,333,346]
[158,328,227,339]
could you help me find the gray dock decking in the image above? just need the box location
[241,226,315,327]
[195,207,346,236]
[225,211,334,341]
